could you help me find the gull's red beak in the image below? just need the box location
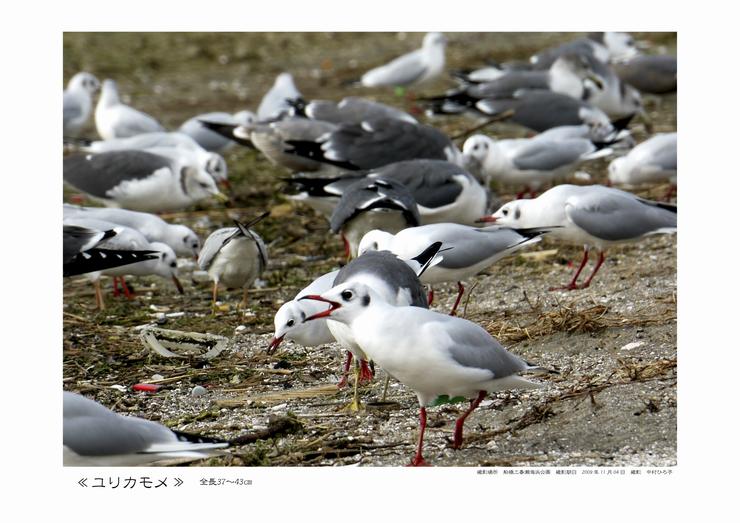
[267,334,284,355]
[299,295,341,321]
[475,215,497,224]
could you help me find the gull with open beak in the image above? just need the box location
[300,281,548,466]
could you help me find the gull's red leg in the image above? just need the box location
[550,247,589,291]
[337,351,353,389]
[408,407,431,467]
[449,282,465,316]
[427,287,434,306]
[452,391,487,449]
[112,276,120,297]
[580,250,606,289]
[120,277,134,299]
[358,359,374,384]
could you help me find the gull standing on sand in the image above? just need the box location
[359,223,546,315]
[330,178,420,258]
[462,133,612,197]
[482,184,677,290]
[95,79,165,139]
[198,215,269,310]
[301,281,546,465]
[63,72,100,134]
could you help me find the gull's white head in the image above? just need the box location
[233,110,257,126]
[607,156,630,185]
[357,229,394,257]
[485,200,528,228]
[166,224,200,257]
[68,72,100,94]
[269,300,312,353]
[301,281,378,325]
[182,165,223,201]
[461,134,494,172]
[148,242,185,294]
[205,153,228,182]
[602,32,638,62]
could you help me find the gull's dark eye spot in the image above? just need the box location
[287,319,295,327]
[199,182,209,189]
[183,237,188,243]
[502,209,509,216]
[362,295,370,306]
[341,290,353,301]
[170,262,176,268]
[514,208,521,220]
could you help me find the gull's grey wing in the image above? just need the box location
[63,225,111,262]
[467,71,549,98]
[305,97,416,125]
[647,135,677,170]
[197,227,238,270]
[435,226,540,270]
[329,178,420,232]
[512,139,593,171]
[368,160,466,209]
[323,119,453,169]
[63,392,174,456]
[364,50,429,87]
[334,250,428,308]
[566,187,677,241]
[63,150,173,198]
[613,55,677,94]
[444,318,530,377]
[477,90,601,132]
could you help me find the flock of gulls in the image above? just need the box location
[62,31,677,467]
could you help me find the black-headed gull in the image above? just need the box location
[287,159,490,225]
[359,32,447,88]
[330,178,420,258]
[70,131,229,186]
[284,117,462,170]
[63,225,157,277]
[95,79,165,139]
[63,150,225,212]
[64,216,183,308]
[301,244,441,409]
[64,391,228,466]
[482,184,677,290]
[63,204,201,258]
[301,281,545,466]
[269,270,340,354]
[288,96,417,125]
[358,223,546,315]
[63,72,100,134]
[608,133,677,189]
[462,133,612,197]
[197,214,269,309]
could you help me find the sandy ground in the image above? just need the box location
[63,32,677,467]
